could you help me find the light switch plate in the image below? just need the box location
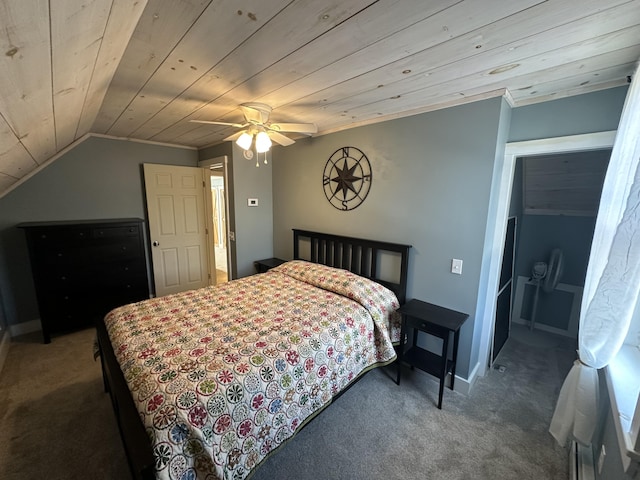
[451,258,463,274]
[248,198,258,207]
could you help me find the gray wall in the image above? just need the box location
[272,97,508,380]
[509,86,628,142]
[0,136,198,328]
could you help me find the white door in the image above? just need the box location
[144,163,213,297]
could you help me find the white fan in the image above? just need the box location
[189,102,317,147]
[529,248,564,331]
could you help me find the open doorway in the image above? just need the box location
[210,168,228,283]
[199,155,234,284]
[478,131,618,376]
[493,149,611,361]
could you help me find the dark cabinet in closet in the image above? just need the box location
[19,219,150,343]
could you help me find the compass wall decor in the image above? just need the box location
[322,146,372,211]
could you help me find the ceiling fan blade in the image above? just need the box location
[223,130,247,142]
[269,122,317,134]
[189,119,247,128]
[268,131,295,146]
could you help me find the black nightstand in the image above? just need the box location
[396,299,468,409]
[254,257,287,273]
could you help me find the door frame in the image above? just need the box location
[198,155,235,280]
[476,131,617,377]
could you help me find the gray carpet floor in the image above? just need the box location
[0,323,575,479]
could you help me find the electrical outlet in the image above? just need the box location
[248,198,258,207]
[451,258,463,275]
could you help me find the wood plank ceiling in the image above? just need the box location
[1,0,639,197]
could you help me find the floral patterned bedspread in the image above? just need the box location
[104,260,400,480]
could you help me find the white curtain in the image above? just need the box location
[549,60,640,446]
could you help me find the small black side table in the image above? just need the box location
[254,257,287,273]
[396,299,469,409]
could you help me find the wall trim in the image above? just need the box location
[89,133,197,150]
[456,361,480,395]
[9,319,41,338]
[505,131,617,156]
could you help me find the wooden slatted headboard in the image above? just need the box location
[292,229,411,304]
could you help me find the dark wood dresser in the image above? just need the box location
[19,218,150,343]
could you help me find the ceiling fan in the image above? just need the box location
[190,102,317,151]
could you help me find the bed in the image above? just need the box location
[97,229,411,480]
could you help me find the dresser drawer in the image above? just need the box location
[38,286,149,328]
[39,291,92,311]
[36,237,143,266]
[404,314,449,338]
[92,224,140,239]
[30,227,92,248]
[93,260,147,285]
[38,295,95,331]
[38,262,147,291]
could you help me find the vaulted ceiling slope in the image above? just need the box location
[1,0,639,197]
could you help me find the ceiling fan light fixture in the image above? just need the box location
[255,131,272,153]
[236,132,253,150]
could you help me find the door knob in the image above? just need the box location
[153,241,160,247]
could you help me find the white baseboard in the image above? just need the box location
[454,361,480,395]
[9,319,41,337]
